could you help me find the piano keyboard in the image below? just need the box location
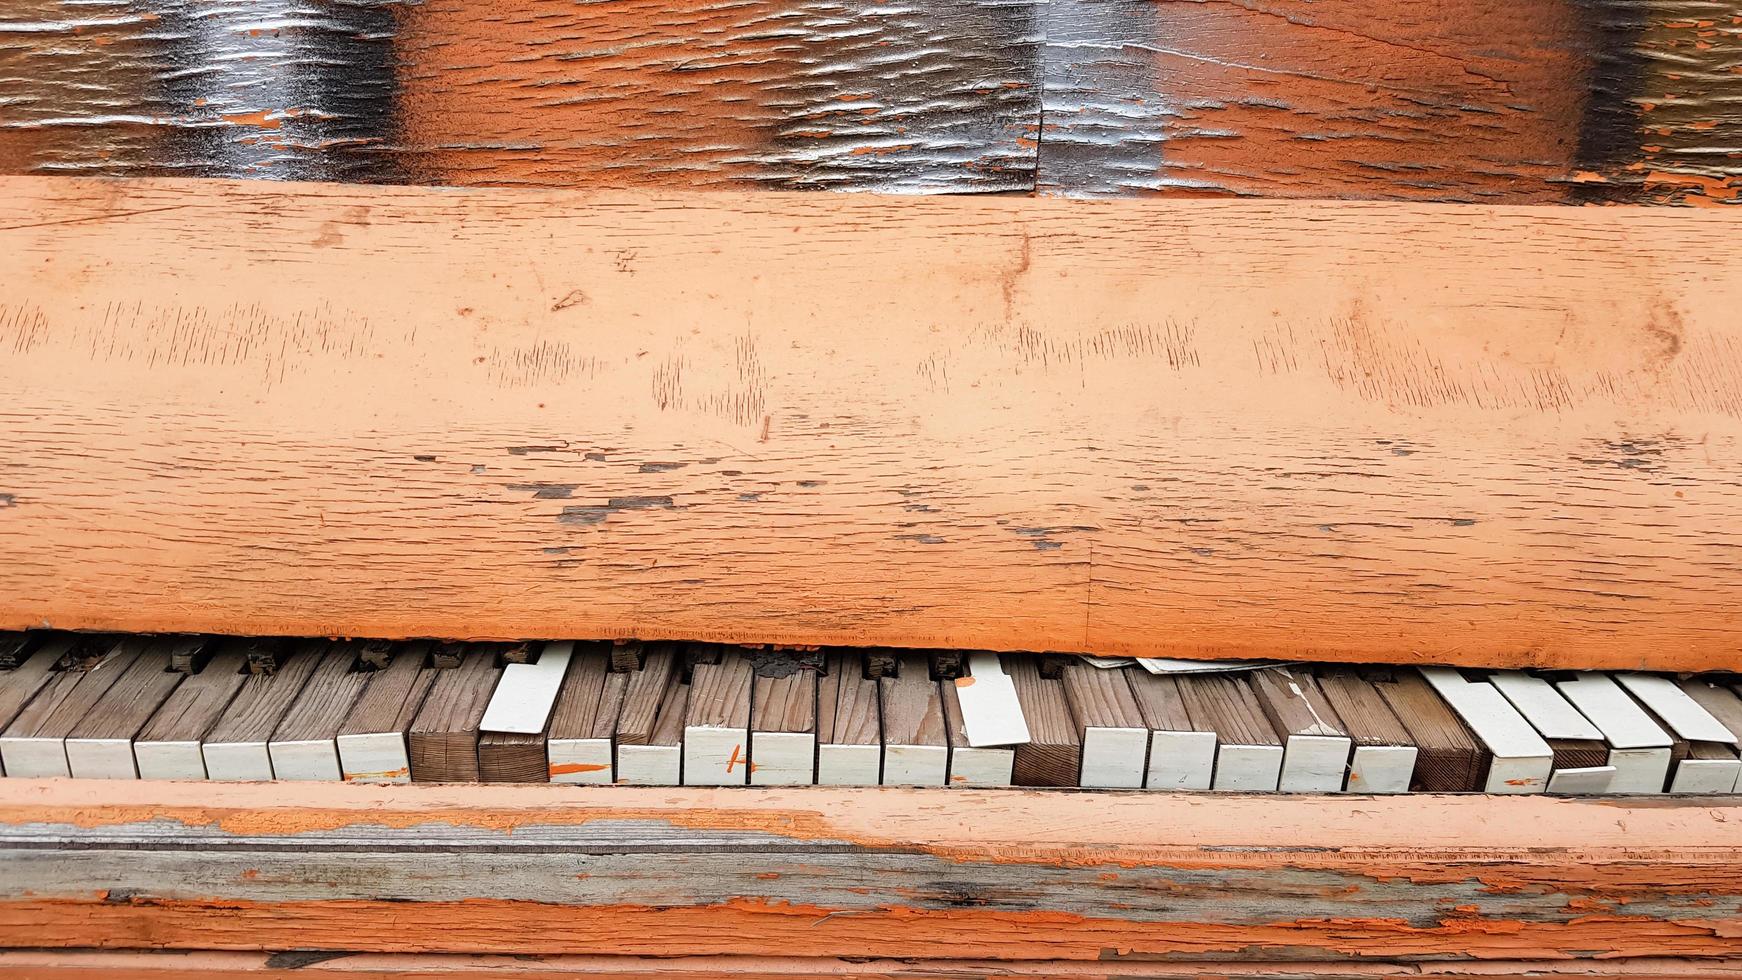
[3,632,1742,794]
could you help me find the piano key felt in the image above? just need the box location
[203,640,327,781]
[880,653,949,786]
[1061,661,1147,789]
[547,646,623,784]
[270,642,374,781]
[136,642,253,781]
[1311,667,1416,794]
[337,642,439,784]
[684,647,754,786]
[941,675,1014,787]
[1008,655,1082,788]
[408,647,502,783]
[66,638,190,779]
[1127,670,1216,791]
[817,653,882,786]
[750,669,817,786]
[1368,668,1485,793]
[1250,668,1352,793]
[1175,673,1282,792]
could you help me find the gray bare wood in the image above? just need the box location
[408,647,502,783]
[818,653,881,748]
[137,643,252,744]
[616,644,678,746]
[686,650,753,730]
[1061,661,1146,731]
[878,653,947,750]
[1368,668,1485,792]
[1173,674,1281,748]
[1008,655,1081,787]
[66,639,187,740]
[339,642,439,739]
[1126,671,1201,734]
[204,641,327,745]
[547,647,614,740]
[751,672,816,735]
[1250,668,1346,739]
[272,643,371,743]
[647,679,689,749]
[0,636,75,734]
[1313,668,1413,747]
[22,639,147,740]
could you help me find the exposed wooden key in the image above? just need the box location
[408,647,502,783]
[1369,668,1485,792]
[2,638,142,778]
[479,641,575,783]
[618,668,687,786]
[269,643,374,781]
[1312,668,1416,794]
[1007,655,1081,788]
[1418,668,1552,794]
[880,652,948,786]
[202,640,326,781]
[817,652,882,786]
[1250,668,1352,792]
[337,642,439,784]
[750,670,816,785]
[136,641,253,780]
[66,638,191,778]
[1127,670,1216,791]
[941,675,1013,786]
[547,646,625,784]
[1061,661,1146,788]
[684,648,754,786]
[1175,673,1282,792]
[0,636,78,777]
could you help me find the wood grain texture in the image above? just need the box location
[1008,655,1080,786]
[2,780,1742,964]
[1370,669,1486,792]
[408,649,501,783]
[138,644,252,745]
[339,643,438,740]
[5,178,1742,669]
[816,654,880,748]
[616,645,678,746]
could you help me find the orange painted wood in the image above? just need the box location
[0,780,1739,963]
[6,951,1742,980]
[2,177,1741,669]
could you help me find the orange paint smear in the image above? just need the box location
[548,763,611,776]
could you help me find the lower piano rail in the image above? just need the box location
[0,781,1739,978]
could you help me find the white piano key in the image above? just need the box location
[1279,735,1351,793]
[955,652,1030,747]
[750,731,815,786]
[683,726,750,785]
[1146,730,1216,791]
[269,738,343,781]
[1554,673,1673,793]
[0,737,69,778]
[1670,755,1741,794]
[135,740,208,781]
[65,738,137,779]
[948,745,1014,786]
[479,641,574,734]
[202,740,274,781]
[1489,671,1602,740]
[1079,725,1147,789]
[1346,745,1416,794]
[1212,744,1283,792]
[337,731,413,784]
[616,743,681,785]
[547,736,614,785]
[1547,766,1617,795]
[1419,668,1552,794]
[882,744,948,786]
[817,743,882,786]
[1617,674,1740,744]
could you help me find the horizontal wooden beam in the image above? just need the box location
[2,177,1741,669]
[0,780,1740,963]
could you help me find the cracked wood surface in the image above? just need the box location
[2,177,1742,668]
[0,0,1735,203]
[0,780,1740,962]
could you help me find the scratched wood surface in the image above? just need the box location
[0,0,1735,203]
[0,780,1739,963]
[3,177,1742,668]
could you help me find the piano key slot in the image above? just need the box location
[1311,668,1416,794]
[479,641,577,784]
[269,642,376,781]
[1175,673,1283,792]
[136,642,253,781]
[0,636,79,778]
[684,648,754,786]
[66,638,191,779]
[1368,668,1485,792]
[750,670,817,786]
[1250,668,1353,793]
[1128,670,1217,791]
[618,661,687,786]
[1008,655,1082,788]
[203,640,327,781]
[2,637,142,779]
[817,652,882,786]
[880,652,948,786]
[1554,673,1674,793]
[547,646,625,784]
[1616,674,1739,794]
[1061,661,1147,789]
[1418,668,1552,794]
[337,642,439,784]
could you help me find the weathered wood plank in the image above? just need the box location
[0,780,1740,963]
[3,178,1742,670]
